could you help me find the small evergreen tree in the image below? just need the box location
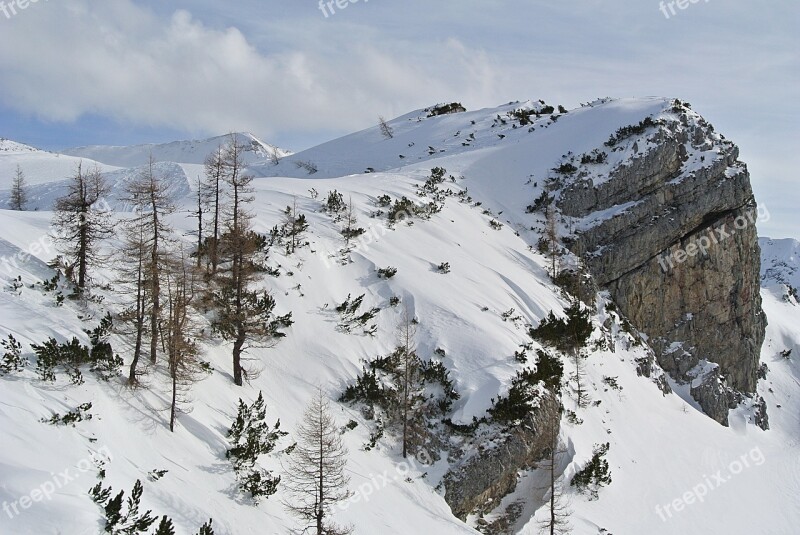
[226,392,286,500]
[153,516,175,535]
[530,301,593,406]
[90,479,157,534]
[0,334,26,374]
[195,520,215,535]
[10,164,27,210]
[571,442,612,500]
[281,200,309,254]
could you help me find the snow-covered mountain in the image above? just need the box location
[61,132,290,168]
[0,99,798,535]
[761,237,800,292]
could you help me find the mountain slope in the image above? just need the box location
[0,99,798,535]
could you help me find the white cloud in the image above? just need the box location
[0,1,515,140]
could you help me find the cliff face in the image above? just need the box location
[442,394,559,521]
[558,104,767,425]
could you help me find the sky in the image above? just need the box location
[0,0,797,237]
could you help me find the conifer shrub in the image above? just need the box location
[426,103,466,117]
[529,302,593,354]
[41,402,93,426]
[377,267,398,279]
[226,392,286,501]
[605,117,658,147]
[0,334,26,374]
[571,443,612,499]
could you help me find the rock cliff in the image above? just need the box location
[557,102,767,425]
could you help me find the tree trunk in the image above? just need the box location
[128,264,145,385]
[232,329,245,386]
[170,361,177,432]
[317,429,324,535]
[78,206,88,289]
[211,173,220,274]
[149,187,160,364]
[403,353,409,458]
[550,445,556,535]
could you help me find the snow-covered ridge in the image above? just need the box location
[0,138,40,154]
[61,132,290,167]
[760,237,800,284]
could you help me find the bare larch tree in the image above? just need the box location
[211,136,292,386]
[283,388,351,535]
[52,162,112,289]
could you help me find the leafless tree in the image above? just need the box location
[10,164,27,211]
[378,116,394,139]
[124,155,174,365]
[191,176,204,269]
[118,216,150,386]
[202,145,226,273]
[164,247,205,432]
[212,136,292,386]
[545,204,559,278]
[537,401,571,535]
[52,162,112,289]
[395,307,424,459]
[283,388,351,535]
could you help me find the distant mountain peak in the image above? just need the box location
[60,132,291,167]
[0,138,40,154]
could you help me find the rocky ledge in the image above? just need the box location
[557,103,767,426]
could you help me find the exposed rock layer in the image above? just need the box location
[443,394,559,521]
[559,114,767,425]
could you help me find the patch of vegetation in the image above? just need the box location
[0,333,26,375]
[571,443,612,499]
[388,197,419,222]
[32,337,90,384]
[41,402,93,426]
[602,376,622,391]
[552,162,578,175]
[426,102,466,117]
[335,293,380,336]
[293,160,318,174]
[226,392,287,501]
[437,262,451,274]
[323,190,346,214]
[527,190,554,214]
[604,117,658,147]
[529,302,593,353]
[489,350,563,423]
[580,150,608,165]
[377,267,398,279]
[89,479,157,534]
[340,347,460,452]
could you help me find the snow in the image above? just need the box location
[0,99,798,534]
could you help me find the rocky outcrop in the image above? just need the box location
[559,106,767,425]
[442,394,559,520]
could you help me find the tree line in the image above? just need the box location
[47,136,292,431]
